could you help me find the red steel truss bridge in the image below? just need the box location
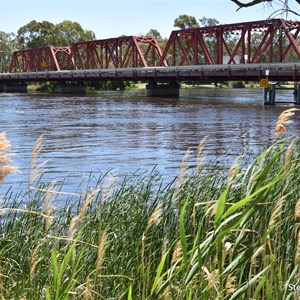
[1,18,300,83]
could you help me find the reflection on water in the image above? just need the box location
[0,88,299,193]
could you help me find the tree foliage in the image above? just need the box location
[17,20,55,48]
[147,29,162,40]
[16,20,95,49]
[0,31,16,72]
[199,17,219,27]
[174,15,200,29]
[53,21,95,46]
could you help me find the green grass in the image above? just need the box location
[0,136,300,299]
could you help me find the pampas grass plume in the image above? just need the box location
[0,132,19,184]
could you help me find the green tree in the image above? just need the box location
[17,20,55,48]
[146,29,162,40]
[54,21,95,46]
[16,20,96,49]
[0,31,16,72]
[173,14,199,29]
[199,17,219,27]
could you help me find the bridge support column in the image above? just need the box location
[0,82,27,93]
[294,84,300,105]
[263,83,276,105]
[146,81,180,98]
[57,81,85,94]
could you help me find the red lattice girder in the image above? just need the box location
[70,36,166,69]
[159,19,300,66]
[10,46,74,72]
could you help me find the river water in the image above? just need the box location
[0,88,299,195]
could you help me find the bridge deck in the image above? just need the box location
[1,63,300,83]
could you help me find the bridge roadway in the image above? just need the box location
[1,63,300,83]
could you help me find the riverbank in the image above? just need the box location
[0,108,300,299]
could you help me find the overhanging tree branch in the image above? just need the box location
[231,0,272,10]
[230,0,300,15]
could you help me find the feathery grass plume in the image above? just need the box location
[202,266,219,294]
[173,149,191,202]
[96,230,107,272]
[0,132,19,184]
[146,203,162,231]
[44,184,55,232]
[195,135,209,171]
[163,286,171,300]
[274,108,300,139]
[284,138,299,175]
[227,157,241,184]
[171,240,182,264]
[251,245,265,267]
[295,199,300,220]
[226,274,237,295]
[83,276,93,300]
[268,196,286,228]
[296,231,300,282]
[295,231,300,266]
[29,134,48,187]
[30,244,42,282]
[68,188,101,242]
[178,148,191,184]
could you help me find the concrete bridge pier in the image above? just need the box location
[56,81,85,94]
[0,82,28,93]
[146,81,180,98]
[294,84,300,105]
[263,83,276,105]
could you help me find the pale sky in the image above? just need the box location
[0,0,299,39]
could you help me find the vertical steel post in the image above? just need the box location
[294,84,300,105]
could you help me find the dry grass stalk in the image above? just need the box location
[101,172,117,202]
[0,132,20,184]
[227,161,240,184]
[274,108,300,139]
[195,135,209,171]
[67,189,101,242]
[202,266,219,293]
[268,196,286,228]
[29,134,49,186]
[0,207,53,219]
[296,230,300,255]
[178,149,191,184]
[295,199,300,220]
[251,245,265,267]
[163,286,171,300]
[146,204,162,231]
[30,134,45,169]
[173,149,191,202]
[171,240,182,264]
[30,186,80,197]
[30,244,42,282]
[44,184,55,232]
[96,230,107,272]
[83,276,93,300]
[226,274,237,294]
